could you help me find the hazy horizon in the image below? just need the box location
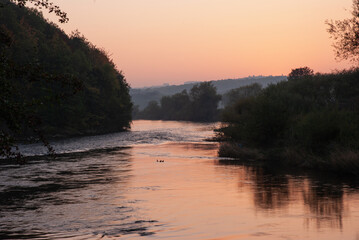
[44,0,353,87]
[131,74,286,89]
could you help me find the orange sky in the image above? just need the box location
[45,0,353,87]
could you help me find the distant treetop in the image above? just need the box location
[288,67,314,81]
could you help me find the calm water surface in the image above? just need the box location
[1,120,359,239]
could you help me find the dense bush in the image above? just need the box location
[219,69,359,167]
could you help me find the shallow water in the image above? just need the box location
[1,120,359,239]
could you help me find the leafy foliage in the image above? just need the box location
[0,1,132,158]
[220,69,359,154]
[326,0,359,63]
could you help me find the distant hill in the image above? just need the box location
[131,76,287,109]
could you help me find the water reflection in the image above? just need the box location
[0,147,159,239]
[216,161,358,230]
[1,120,359,239]
[302,179,345,229]
[248,168,291,211]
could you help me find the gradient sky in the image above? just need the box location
[45,0,353,87]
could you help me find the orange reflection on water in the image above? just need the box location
[112,137,359,240]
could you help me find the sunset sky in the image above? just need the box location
[45,0,353,87]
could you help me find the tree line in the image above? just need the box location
[219,68,359,174]
[133,82,221,122]
[0,0,132,158]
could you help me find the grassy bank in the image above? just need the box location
[218,69,359,176]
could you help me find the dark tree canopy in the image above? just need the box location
[288,67,314,81]
[0,1,132,159]
[326,0,359,63]
[189,82,222,122]
[160,90,191,120]
[0,0,70,159]
[222,83,262,107]
[135,82,221,122]
[220,69,359,151]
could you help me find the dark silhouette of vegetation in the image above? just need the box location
[135,82,221,122]
[161,90,191,120]
[326,0,359,63]
[221,83,262,107]
[189,82,222,121]
[217,160,351,229]
[219,69,359,175]
[288,67,314,81]
[8,0,68,23]
[136,101,162,120]
[131,76,286,110]
[0,1,132,159]
[219,1,359,175]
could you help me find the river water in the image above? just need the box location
[1,120,359,239]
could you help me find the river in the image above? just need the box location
[0,120,359,239]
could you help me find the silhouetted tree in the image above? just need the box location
[288,67,314,81]
[138,101,162,120]
[1,0,69,159]
[326,0,359,63]
[7,0,68,22]
[0,1,132,159]
[189,82,222,121]
[134,82,221,122]
[161,90,191,120]
[222,83,262,107]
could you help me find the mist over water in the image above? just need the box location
[1,120,359,239]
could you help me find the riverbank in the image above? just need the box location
[219,142,359,176]
[218,69,359,177]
